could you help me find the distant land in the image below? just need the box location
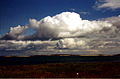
[0,55,120,78]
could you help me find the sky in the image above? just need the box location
[0,0,120,35]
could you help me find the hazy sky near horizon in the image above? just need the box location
[0,0,120,35]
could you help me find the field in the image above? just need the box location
[0,56,120,78]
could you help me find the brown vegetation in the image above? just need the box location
[0,62,120,78]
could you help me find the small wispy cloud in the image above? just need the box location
[69,8,90,15]
[69,8,76,11]
[95,0,120,10]
[79,11,90,15]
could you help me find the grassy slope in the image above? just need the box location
[0,62,120,78]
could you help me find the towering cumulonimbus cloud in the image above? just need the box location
[28,12,117,38]
[29,12,83,38]
[0,12,119,40]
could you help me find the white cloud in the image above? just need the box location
[57,38,88,49]
[95,0,120,9]
[101,15,120,28]
[9,25,28,36]
[28,12,116,38]
[1,12,119,40]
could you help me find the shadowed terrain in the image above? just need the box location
[0,55,120,78]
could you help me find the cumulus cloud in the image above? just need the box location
[1,25,28,40]
[9,25,28,36]
[95,0,120,9]
[28,12,117,38]
[101,15,120,28]
[0,12,119,40]
[56,38,89,49]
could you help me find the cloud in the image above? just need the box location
[0,25,28,40]
[56,38,89,49]
[28,12,117,38]
[79,11,90,15]
[9,25,28,36]
[69,8,76,11]
[0,12,119,40]
[95,0,120,9]
[101,15,120,28]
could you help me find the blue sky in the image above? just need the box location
[0,0,120,35]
